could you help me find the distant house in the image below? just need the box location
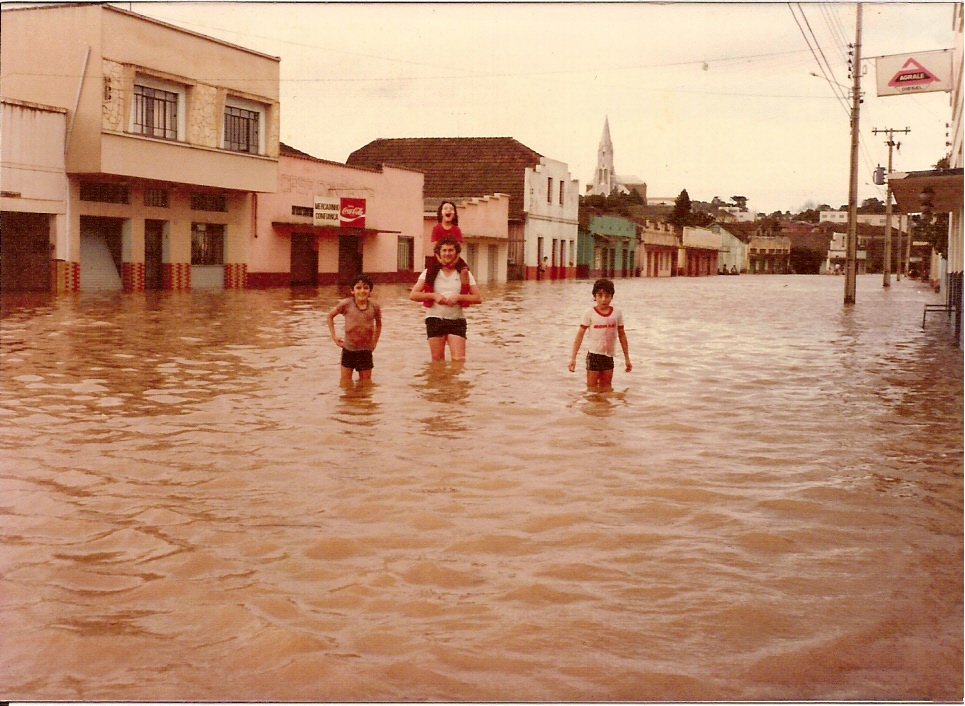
[577,212,637,279]
[347,137,578,281]
[638,220,679,277]
[714,224,749,273]
[681,227,721,276]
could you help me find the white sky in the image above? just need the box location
[124,2,958,214]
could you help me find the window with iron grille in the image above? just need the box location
[79,182,129,204]
[191,223,225,266]
[397,237,414,271]
[133,84,178,140]
[224,105,260,154]
[190,192,227,212]
[292,205,313,217]
[144,188,169,208]
[547,178,553,203]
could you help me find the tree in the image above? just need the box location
[668,189,693,228]
[858,197,886,213]
[913,212,949,259]
[731,195,748,212]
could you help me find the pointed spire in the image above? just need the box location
[592,116,616,196]
[600,115,613,150]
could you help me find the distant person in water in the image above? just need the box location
[422,201,471,307]
[327,274,382,382]
[409,238,483,362]
[568,278,632,388]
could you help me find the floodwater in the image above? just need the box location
[0,274,961,701]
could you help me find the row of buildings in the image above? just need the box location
[1,4,577,293]
[1,3,960,321]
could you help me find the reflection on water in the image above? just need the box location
[1,276,962,701]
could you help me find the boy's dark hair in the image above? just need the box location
[437,200,459,225]
[433,237,462,256]
[592,278,615,296]
[351,274,374,289]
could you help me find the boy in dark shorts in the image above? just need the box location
[568,278,632,388]
[327,274,382,382]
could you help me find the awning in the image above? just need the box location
[889,168,963,214]
[271,221,400,236]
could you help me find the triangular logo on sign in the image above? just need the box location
[888,58,940,88]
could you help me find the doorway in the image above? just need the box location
[290,233,318,286]
[338,234,361,286]
[145,220,165,290]
[0,212,50,291]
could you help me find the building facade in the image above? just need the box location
[680,227,721,276]
[577,213,637,279]
[1,4,280,292]
[0,100,68,291]
[346,137,578,282]
[250,144,423,287]
[638,221,679,277]
[746,235,792,274]
[714,224,749,273]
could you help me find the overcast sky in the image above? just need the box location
[125,2,958,214]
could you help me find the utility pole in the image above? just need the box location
[872,127,910,288]
[844,3,862,305]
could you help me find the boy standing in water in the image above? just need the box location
[327,274,382,382]
[568,278,632,388]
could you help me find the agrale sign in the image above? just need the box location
[875,50,952,96]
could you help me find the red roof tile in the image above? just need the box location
[346,137,543,220]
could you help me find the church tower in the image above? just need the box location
[591,116,616,196]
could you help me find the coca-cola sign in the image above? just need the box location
[340,198,366,228]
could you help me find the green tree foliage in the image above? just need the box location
[913,212,949,258]
[668,189,714,228]
[790,248,826,274]
[858,197,886,213]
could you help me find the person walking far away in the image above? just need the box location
[568,278,632,388]
[409,237,483,362]
[538,256,548,280]
[327,274,382,383]
[422,200,471,307]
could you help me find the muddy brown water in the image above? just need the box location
[1,275,961,701]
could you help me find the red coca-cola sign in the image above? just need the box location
[339,198,366,228]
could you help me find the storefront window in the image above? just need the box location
[191,223,225,266]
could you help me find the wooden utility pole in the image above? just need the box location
[872,127,910,288]
[844,3,863,305]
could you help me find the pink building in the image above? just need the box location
[249,144,424,287]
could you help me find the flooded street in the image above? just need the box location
[1,274,961,701]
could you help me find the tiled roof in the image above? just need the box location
[346,137,543,220]
[279,142,383,174]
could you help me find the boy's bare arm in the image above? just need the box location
[568,327,587,372]
[327,309,342,347]
[372,320,382,349]
[618,327,632,372]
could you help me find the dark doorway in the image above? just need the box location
[290,233,319,286]
[145,220,165,290]
[338,234,361,286]
[0,212,50,292]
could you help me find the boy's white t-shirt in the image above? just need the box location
[580,306,624,357]
[418,267,477,319]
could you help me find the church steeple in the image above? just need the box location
[592,116,616,196]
